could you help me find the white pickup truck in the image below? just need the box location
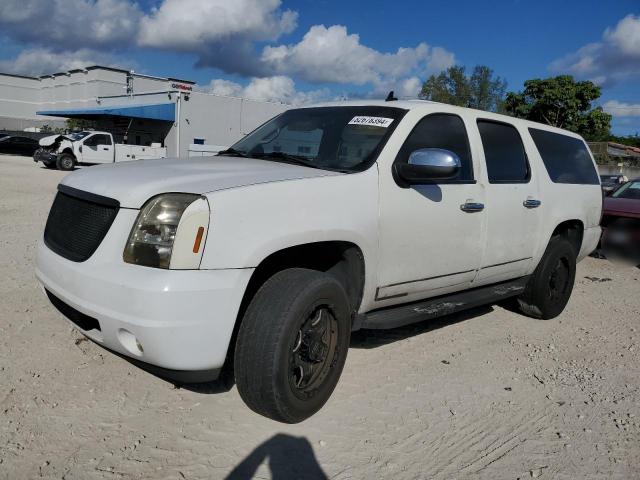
[33,130,167,170]
[35,100,602,423]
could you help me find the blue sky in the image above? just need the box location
[0,0,638,135]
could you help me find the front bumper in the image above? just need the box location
[36,233,254,375]
[33,148,58,163]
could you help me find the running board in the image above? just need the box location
[358,276,529,330]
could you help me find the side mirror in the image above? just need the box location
[395,148,461,185]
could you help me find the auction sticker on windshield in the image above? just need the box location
[348,116,394,128]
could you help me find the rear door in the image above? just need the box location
[474,119,541,284]
[82,134,114,163]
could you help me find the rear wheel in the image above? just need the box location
[56,153,76,171]
[234,268,351,423]
[516,236,577,319]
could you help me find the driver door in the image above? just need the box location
[376,112,486,304]
[82,134,113,163]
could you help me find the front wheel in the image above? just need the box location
[56,153,76,171]
[516,236,577,319]
[234,268,351,423]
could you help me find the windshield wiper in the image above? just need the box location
[252,151,320,169]
[217,148,251,157]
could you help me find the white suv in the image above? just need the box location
[36,100,602,423]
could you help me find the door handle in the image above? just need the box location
[102,147,109,151]
[523,199,541,208]
[460,201,485,212]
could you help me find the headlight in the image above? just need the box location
[123,193,209,269]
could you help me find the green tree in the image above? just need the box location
[608,134,640,148]
[419,65,507,112]
[65,117,97,132]
[504,75,612,141]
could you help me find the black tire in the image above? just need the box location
[56,153,76,171]
[43,161,57,169]
[516,236,577,320]
[234,268,351,423]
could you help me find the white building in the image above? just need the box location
[0,66,288,157]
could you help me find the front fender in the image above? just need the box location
[200,167,380,305]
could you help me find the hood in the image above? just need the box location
[603,196,640,218]
[61,156,343,208]
[39,134,77,147]
[39,134,64,147]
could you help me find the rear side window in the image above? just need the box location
[97,134,112,145]
[477,120,529,183]
[528,128,599,185]
[396,113,473,181]
[86,134,111,146]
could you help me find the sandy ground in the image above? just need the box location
[0,153,639,480]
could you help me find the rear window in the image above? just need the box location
[528,128,599,185]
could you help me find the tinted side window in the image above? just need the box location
[528,128,599,185]
[85,134,111,146]
[478,120,529,183]
[96,134,112,145]
[396,113,473,181]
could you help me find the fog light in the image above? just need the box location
[118,329,144,357]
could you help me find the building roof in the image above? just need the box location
[0,65,195,85]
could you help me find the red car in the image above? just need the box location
[601,179,640,265]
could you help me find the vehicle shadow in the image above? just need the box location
[350,304,494,349]
[224,433,327,480]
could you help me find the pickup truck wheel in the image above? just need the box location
[56,153,76,171]
[234,268,351,423]
[516,236,576,320]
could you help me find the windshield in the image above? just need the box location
[226,106,406,172]
[612,181,640,200]
[66,131,91,141]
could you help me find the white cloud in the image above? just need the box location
[398,76,423,98]
[550,14,640,86]
[604,14,640,57]
[206,79,244,98]
[138,0,296,50]
[0,0,296,76]
[0,48,124,76]
[261,25,455,86]
[603,100,640,117]
[0,1,455,93]
[204,76,328,105]
[0,0,142,49]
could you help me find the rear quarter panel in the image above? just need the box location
[523,129,602,266]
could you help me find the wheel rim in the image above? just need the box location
[289,306,339,397]
[548,257,570,301]
[62,158,73,169]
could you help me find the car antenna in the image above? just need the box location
[385,90,398,102]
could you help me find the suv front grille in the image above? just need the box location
[44,185,120,262]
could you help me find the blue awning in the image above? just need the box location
[37,103,175,122]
